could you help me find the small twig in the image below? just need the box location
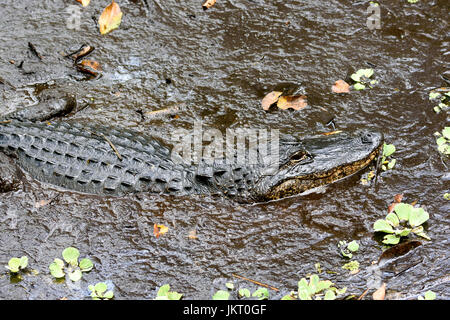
[0,120,12,124]
[357,287,370,300]
[89,130,122,161]
[28,42,43,60]
[99,133,122,161]
[232,273,279,292]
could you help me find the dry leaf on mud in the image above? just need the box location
[202,0,217,10]
[153,224,169,238]
[99,0,123,35]
[372,283,386,300]
[188,229,198,240]
[276,95,307,110]
[76,0,90,6]
[321,130,342,136]
[76,59,102,76]
[388,193,404,213]
[261,91,283,111]
[34,199,52,208]
[332,79,350,93]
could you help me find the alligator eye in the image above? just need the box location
[289,150,311,163]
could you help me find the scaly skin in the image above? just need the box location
[0,118,383,202]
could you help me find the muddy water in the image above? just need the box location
[0,0,449,299]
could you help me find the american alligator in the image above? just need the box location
[0,115,383,202]
[0,46,383,202]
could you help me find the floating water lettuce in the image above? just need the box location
[434,127,450,156]
[155,284,183,300]
[350,68,377,90]
[281,274,346,300]
[418,290,436,300]
[428,89,449,113]
[381,143,396,171]
[49,247,93,281]
[373,202,430,245]
[89,282,114,300]
[338,240,359,259]
[5,256,28,273]
[212,290,230,300]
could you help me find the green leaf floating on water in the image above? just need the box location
[383,234,401,245]
[347,240,359,252]
[298,278,312,300]
[443,127,450,139]
[79,258,93,272]
[373,219,394,233]
[68,269,82,282]
[386,212,400,227]
[383,143,396,157]
[238,288,251,298]
[157,284,170,297]
[351,68,374,82]
[62,247,80,266]
[394,203,412,221]
[324,290,336,300]
[424,290,436,300]
[409,208,429,227]
[252,287,269,300]
[212,290,230,300]
[6,256,28,273]
[49,259,65,278]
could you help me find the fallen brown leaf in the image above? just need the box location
[202,0,217,10]
[321,130,342,136]
[34,199,52,208]
[188,229,198,240]
[76,0,90,6]
[372,283,386,300]
[277,95,307,110]
[153,223,169,238]
[261,91,283,111]
[99,0,123,35]
[332,79,350,93]
[388,194,404,213]
[394,194,403,203]
[76,59,102,76]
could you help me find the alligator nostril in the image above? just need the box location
[361,133,373,144]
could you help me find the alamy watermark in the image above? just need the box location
[366,2,381,30]
[66,5,82,30]
[170,121,280,173]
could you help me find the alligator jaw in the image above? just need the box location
[251,130,384,202]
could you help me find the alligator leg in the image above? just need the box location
[0,153,23,193]
[2,88,77,122]
[0,88,76,193]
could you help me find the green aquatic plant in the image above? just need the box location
[342,261,360,272]
[338,240,359,259]
[281,274,346,300]
[89,282,114,300]
[434,127,450,156]
[155,284,183,300]
[373,202,430,245]
[49,247,93,281]
[5,256,28,273]
[350,68,377,90]
[212,282,269,300]
[429,90,449,114]
[381,143,396,171]
[418,290,436,300]
[212,290,230,300]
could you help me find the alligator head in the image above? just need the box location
[249,129,383,202]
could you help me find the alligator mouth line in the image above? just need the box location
[265,143,382,201]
